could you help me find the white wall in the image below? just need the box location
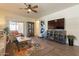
[39,5,79,46]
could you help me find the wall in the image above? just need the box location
[34,20,40,36]
[39,5,79,46]
[0,11,6,30]
[0,10,35,36]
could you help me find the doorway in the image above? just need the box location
[27,22,34,37]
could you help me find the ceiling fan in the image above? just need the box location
[20,3,38,13]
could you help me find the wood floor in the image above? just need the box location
[5,37,79,56]
[30,37,79,56]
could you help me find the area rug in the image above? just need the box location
[14,45,34,56]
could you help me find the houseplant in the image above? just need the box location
[67,35,76,46]
[4,27,10,44]
[4,27,9,35]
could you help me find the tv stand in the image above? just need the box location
[47,29,66,44]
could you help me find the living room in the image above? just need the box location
[0,3,79,56]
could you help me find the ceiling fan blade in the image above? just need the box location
[32,5,38,9]
[24,3,28,6]
[24,8,28,10]
[19,8,28,10]
[31,9,37,13]
[28,4,31,8]
[27,11,30,13]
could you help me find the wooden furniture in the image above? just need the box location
[47,29,66,44]
[16,37,32,49]
[47,18,66,44]
[27,22,34,37]
[5,36,32,56]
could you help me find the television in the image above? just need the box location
[48,18,65,29]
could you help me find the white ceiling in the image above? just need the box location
[0,3,78,19]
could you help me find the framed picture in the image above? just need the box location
[41,21,45,33]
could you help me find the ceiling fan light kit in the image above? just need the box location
[20,3,38,13]
[28,9,32,12]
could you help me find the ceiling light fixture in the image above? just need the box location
[28,9,32,12]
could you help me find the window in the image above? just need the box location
[9,21,24,34]
[17,22,24,34]
[9,21,17,31]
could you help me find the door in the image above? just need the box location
[27,22,34,37]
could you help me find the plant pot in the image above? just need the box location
[68,39,74,46]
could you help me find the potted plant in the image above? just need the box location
[67,35,76,46]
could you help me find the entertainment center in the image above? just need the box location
[47,18,66,44]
